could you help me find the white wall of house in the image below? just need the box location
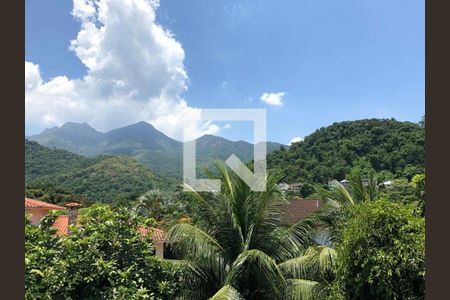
[154,242,164,258]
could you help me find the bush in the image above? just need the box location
[25,204,182,299]
[334,199,425,299]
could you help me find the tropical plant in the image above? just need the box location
[25,204,182,299]
[333,199,425,299]
[167,163,329,299]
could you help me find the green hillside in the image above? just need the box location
[29,121,285,178]
[25,140,174,203]
[267,118,425,184]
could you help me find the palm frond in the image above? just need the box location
[167,223,227,281]
[283,279,321,300]
[210,285,244,300]
[225,249,286,298]
[279,246,336,281]
[264,213,324,262]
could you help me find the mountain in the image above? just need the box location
[25,140,174,203]
[31,122,104,156]
[29,121,286,178]
[267,118,425,185]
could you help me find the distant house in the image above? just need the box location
[25,198,168,258]
[339,179,350,188]
[277,182,303,193]
[25,198,65,225]
[283,197,323,225]
[277,182,290,191]
[288,183,303,192]
[138,227,168,258]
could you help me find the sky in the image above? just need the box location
[25,0,424,144]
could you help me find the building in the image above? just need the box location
[277,182,290,191]
[25,198,168,258]
[277,182,303,193]
[25,198,65,225]
[283,197,323,225]
[288,183,303,193]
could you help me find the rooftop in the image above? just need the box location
[283,197,323,224]
[25,198,65,210]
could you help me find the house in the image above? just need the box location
[283,197,323,225]
[277,182,303,193]
[25,198,168,258]
[339,179,350,188]
[25,198,65,225]
[288,183,303,192]
[277,182,290,191]
[138,227,168,258]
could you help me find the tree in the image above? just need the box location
[25,204,181,299]
[379,178,418,204]
[333,199,425,299]
[412,173,425,215]
[168,163,327,299]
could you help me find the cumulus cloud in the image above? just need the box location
[260,92,285,106]
[25,0,218,141]
[289,136,303,145]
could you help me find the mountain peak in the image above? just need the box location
[60,122,97,131]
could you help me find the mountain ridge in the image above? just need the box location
[29,121,286,178]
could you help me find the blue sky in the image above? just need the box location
[25,0,424,144]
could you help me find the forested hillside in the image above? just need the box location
[29,121,285,178]
[25,140,174,203]
[267,118,425,184]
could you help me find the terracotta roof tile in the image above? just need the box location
[52,215,69,235]
[138,227,167,242]
[25,198,65,210]
[283,198,323,224]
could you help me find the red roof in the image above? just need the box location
[52,215,69,235]
[138,227,167,242]
[283,198,323,224]
[25,198,64,210]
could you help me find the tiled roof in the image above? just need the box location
[52,215,69,235]
[138,227,167,242]
[25,198,64,210]
[283,197,323,225]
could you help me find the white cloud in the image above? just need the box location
[260,92,285,106]
[289,136,303,145]
[223,123,232,129]
[25,0,218,141]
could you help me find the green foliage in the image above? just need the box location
[132,189,187,229]
[379,178,418,204]
[412,173,425,215]
[25,204,182,299]
[267,119,425,184]
[168,163,326,299]
[333,199,425,299]
[26,140,174,203]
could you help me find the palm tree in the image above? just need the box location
[320,172,379,208]
[167,163,331,299]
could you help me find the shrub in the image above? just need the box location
[334,199,425,299]
[25,204,182,299]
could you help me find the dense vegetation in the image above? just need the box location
[268,119,425,188]
[26,140,174,204]
[25,118,426,299]
[333,200,425,299]
[25,204,182,299]
[167,163,328,299]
